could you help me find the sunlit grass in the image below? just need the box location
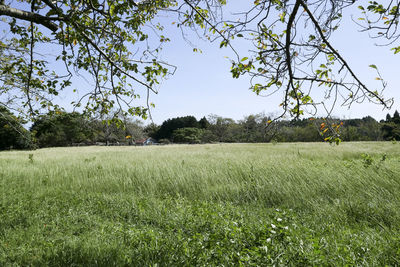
[1,142,400,265]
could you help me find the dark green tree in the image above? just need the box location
[199,116,210,129]
[31,112,94,147]
[381,110,400,141]
[393,110,400,124]
[381,123,400,141]
[386,113,392,122]
[155,116,199,140]
[0,106,32,150]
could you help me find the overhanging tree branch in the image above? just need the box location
[298,0,390,108]
[283,0,301,116]
[41,0,59,12]
[73,22,158,94]
[0,4,58,32]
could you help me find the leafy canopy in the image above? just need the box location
[0,0,398,124]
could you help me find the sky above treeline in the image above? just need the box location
[145,2,400,124]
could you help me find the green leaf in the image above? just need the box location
[391,46,400,54]
[279,12,286,22]
[111,5,116,16]
[219,40,228,48]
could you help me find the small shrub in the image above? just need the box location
[361,153,373,167]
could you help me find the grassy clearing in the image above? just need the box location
[1,142,400,265]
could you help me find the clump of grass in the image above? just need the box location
[28,153,34,163]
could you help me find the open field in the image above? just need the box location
[1,142,400,265]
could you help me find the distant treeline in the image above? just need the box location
[1,106,400,150]
[149,112,400,144]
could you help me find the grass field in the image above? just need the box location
[1,142,400,266]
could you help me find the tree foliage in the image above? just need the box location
[381,110,400,141]
[173,127,204,144]
[173,0,398,124]
[205,0,397,119]
[0,0,176,120]
[0,106,32,149]
[155,115,200,140]
[30,112,93,147]
[153,113,385,144]
[0,0,399,123]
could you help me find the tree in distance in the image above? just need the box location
[155,115,199,140]
[30,111,94,147]
[173,127,204,144]
[0,106,32,150]
[0,0,398,126]
[381,110,400,141]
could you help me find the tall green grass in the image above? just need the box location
[1,142,400,265]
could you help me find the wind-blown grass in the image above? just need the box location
[1,142,400,265]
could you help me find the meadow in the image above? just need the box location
[0,142,400,266]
